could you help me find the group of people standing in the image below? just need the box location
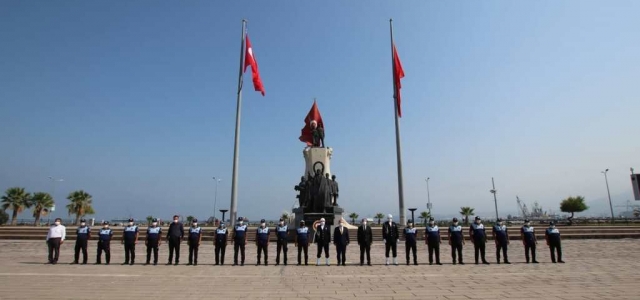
[44,214,565,266]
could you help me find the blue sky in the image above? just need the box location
[1,1,639,223]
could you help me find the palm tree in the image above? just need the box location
[186,216,194,224]
[348,212,359,224]
[1,187,32,225]
[66,190,95,225]
[375,213,385,225]
[146,215,154,225]
[460,207,475,225]
[418,211,431,226]
[31,192,54,226]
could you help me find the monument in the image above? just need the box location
[293,100,343,227]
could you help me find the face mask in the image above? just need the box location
[408,224,413,228]
[260,223,265,227]
[550,225,555,228]
[362,222,367,226]
[173,219,178,223]
[54,221,61,226]
[388,219,392,223]
[339,223,343,227]
[279,222,284,225]
[103,225,109,228]
[152,222,157,226]
[453,222,458,226]
[128,222,134,226]
[499,222,504,225]
[80,222,85,226]
[525,222,530,226]
[476,220,481,224]
[239,221,243,225]
[192,223,197,227]
[320,222,325,226]
[429,222,434,226]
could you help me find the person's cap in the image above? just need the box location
[320,218,326,222]
[80,218,86,222]
[260,219,266,223]
[524,219,530,223]
[279,218,284,222]
[475,216,481,220]
[173,215,179,219]
[452,217,458,222]
[387,214,393,219]
[361,218,367,222]
[128,218,134,222]
[237,217,243,221]
[152,218,158,222]
[54,217,62,222]
[103,221,110,225]
[429,217,435,221]
[192,219,198,223]
[549,221,555,225]
[300,220,305,224]
[407,219,413,224]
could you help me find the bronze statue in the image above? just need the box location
[331,174,339,206]
[295,176,308,207]
[311,120,324,148]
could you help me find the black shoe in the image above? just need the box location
[305,262,308,266]
[144,262,150,266]
[436,262,442,265]
[241,263,244,266]
[275,263,279,266]
[482,261,490,265]
[526,261,530,264]
[414,262,418,265]
[298,263,302,266]
[130,262,134,265]
[429,262,433,265]
[105,262,110,265]
[256,262,260,266]
[166,262,172,265]
[406,262,410,265]
[194,263,197,266]
[187,263,193,266]
[215,262,219,265]
[342,263,346,266]
[504,261,511,264]
[367,262,371,266]
[94,262,101,265]
[452,261,457,265]
[174,262,179,266]
[71,261,78,265]
[558,260,565,263]
[284,262,287,266]
[532,261,539,264]
[264,262,268,266]
[360,263,364,266]
[475,262,479,265]
[552,261,557,263]
[52,261,57,265]
[496,261,500,264]
[121,262,129,265]
[153,262,157,266]
[81,262,87,265]
[233,263,238,266]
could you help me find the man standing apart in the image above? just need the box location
[315,217,331,266]
[96,221,113,265]
[469,216,490,265]
[275,218,289,266]
[145,218,161,265]
[122,218,138,265]
[256,219,270,266]
[545,221,564,263]
[404,219,418,265]
[46,217,66,264]
[215,222,228,265]
[166,215,184,265]
[521,219,539,264]
[492,218,510,264]
[233,217,248,266]
[357,218,373,266]
[296,220,310,265]
[187,219,202,266]
[72,218,89,264]
[425,218,442,265]
[333,219,349,266]
[382,214,399,266]
[448,218,465,265]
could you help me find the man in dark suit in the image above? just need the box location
[357,218,373,266]
[382,214,400,265]
[314,217,331,266]
[333,219,350,266]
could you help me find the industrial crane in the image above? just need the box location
[516,196,529,219]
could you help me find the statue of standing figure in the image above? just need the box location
[310,120,324,148]
[331,175,339,206]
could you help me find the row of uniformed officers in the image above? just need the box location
[44,214,564,266]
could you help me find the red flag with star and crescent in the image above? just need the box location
[244,34,265,96]
[393,43,404,117]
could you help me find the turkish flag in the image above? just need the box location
[244,34,265,96]
[299,100,324,146]
[393,44,405,117]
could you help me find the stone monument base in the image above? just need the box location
[294,206,344,228]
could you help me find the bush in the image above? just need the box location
[0,210,9,225]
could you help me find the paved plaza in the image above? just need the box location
[0,239,638,299]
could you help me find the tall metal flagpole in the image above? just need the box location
[229,19,246,228]
[390,19,406,226]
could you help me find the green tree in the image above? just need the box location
[348,212,359,224]
[1,187,32,225]
[186,216,194,224]
[375,213,384,225]
[31,192,54,226]
[66,190,95,225]
[146,215,154,225]
[0,210,8,225]
[459,207,475,225]
[418,211,431,226]
[560,196,589,225]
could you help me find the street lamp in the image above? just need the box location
[408,208,417,224]
[219,209,228,226]
[490,177,499,221]
[212,177,222,225]
[602,169,615,222]
[424,178,432,214]
[48,176,64,224]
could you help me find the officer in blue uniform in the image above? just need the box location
[96,221,113,265]
[214,222,228,265]
[492,218,511,264]
[187,219,202,266]
[275,218,289,266]
[425,218,442,265]
[448,218,465,265]
[121,218,139,265]
[233,217,248,266]
[333,219,350,266]
[295,220,310,265]
[520,219,538,263]
[145,218,161,265]
[72,218,91,264]
[256,219,270,266]
[469,216,489,264]
[545,221,564,263]
[404,219,418,265]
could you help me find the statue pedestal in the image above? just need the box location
[303,147,333,178]
[294,206,344,227]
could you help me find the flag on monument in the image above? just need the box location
[392,43,404,117]
[299,100,324,146]
[244,34,265,96]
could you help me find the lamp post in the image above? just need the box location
[219,209,229,226]
[212,177,221,225]
[490,177,499,221]
[408,208,417,224]
[425,178,432,214]
[602,169,615,222]
[48,176,64,224]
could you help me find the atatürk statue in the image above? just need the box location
[310,120,324,148]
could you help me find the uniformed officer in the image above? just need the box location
[187,219,203,266]
[333,219,349,266]
[382,214,399,266]
[520,219,538,263]
[96,221,113,265]
[72,218,90,264]
[121,218,138,265]
[295,220,310,265]
[425,217,442,265]
[233,217,248,266]
[469,216,489,265]
[145,218,161,265]
[256,219,270,266]
[448,217,465,265]
[545,221,564,263]
[275,218,289,266]
[404,219,418,265]
[492,218,511,264]
[214,222,228,265]
[315,217,331,266]
[166,215,184,266]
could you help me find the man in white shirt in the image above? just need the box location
[46,218,66,264]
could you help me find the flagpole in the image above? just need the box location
[390,18,406,226]
[229,19,246,228]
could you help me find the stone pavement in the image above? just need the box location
[0,239,637,299]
